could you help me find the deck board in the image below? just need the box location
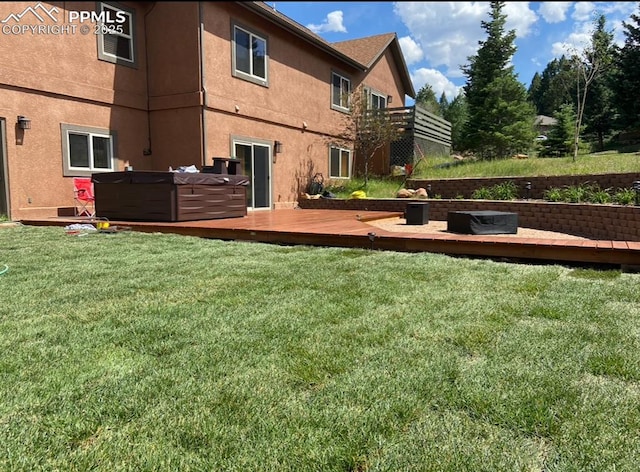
[20,209,640,266]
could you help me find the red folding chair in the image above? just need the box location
[73,177,96,217]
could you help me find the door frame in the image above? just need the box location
[230,135,273,210]
[0,119,10,219]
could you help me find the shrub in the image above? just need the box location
[471,181,518,200]
[543,187,564,202]
[471,187,493,199]
[613,188,636,205]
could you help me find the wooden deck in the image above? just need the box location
[21,209,640,267]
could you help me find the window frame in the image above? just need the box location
[231,22,269,87]
[370,90,387,109]
[61,124,118,177]
[329,145,352,179]
[97,1,137,68]
[331,71,351,112]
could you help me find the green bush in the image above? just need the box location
[471,181,519,200]
[543,184,636,205]
[613,188,636,205]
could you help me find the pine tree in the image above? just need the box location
[461,1,535,158]
[584,14,615,151]
[415,84,441,116]
[541,103,576,157]
[612,4,640,129]
[527,72,543,113]
[438,92,449,117]
[443,92,468,151]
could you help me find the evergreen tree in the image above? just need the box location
[532,56,575,117]
[584,14,615,151]
[438,91,449,117]
[612,3,640,129]
[540,103,576,157]
[527,72,543,113]
[415,84,441,116]
[461,1,535,158]
[443,92,468,151]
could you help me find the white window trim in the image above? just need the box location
[61,124,117,177]
[329,145,352,179]
[97,1,136,68]
[331,72,351,112]
[232,23,269,87]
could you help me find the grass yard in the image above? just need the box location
[325,151,639,199]
[1,225,639,471]
[412,151,640,180]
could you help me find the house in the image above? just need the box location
[0,1,415,220]
[534,115,557,136]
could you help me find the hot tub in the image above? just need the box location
[92,171,249,222]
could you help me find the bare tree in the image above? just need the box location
[571,14,612,162]
[333,85,401,186]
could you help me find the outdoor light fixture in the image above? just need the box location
[17,116,31,130]
[634,180,640,206]
[274,140,283,154]
[387,95,393,104]
[525,181,532,199]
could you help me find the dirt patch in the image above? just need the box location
[366,217,591,240]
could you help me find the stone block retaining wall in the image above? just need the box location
[408,172,640,200]
[298,197,640,242]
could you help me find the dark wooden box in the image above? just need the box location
[92,171,249,222]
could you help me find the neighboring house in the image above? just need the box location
[0,1,415,220]
[534,115,557,136]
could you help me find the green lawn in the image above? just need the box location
[1,225,639,471]
[325,151,639,199]
[412,151,640,179]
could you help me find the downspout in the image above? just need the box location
[198,1,207,167]
[143,3,157,159]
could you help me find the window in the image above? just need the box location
[364,87,387,109]
[370,91,387,109]
[329,146,351,179]
[331,72,351,111]
[232,24,268,86]
[61,124,117,176]
[97,2,136,67]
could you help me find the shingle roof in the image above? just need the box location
[332,33,415,98]
[331,33,396,68]
[239,2,415,98]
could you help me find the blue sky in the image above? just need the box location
[271,2,638,103]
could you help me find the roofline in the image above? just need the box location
[238,2,366,71]
[382,34,415,99]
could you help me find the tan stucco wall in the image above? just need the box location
[0,88,148,219]
[145,2,204,170]
[0,1,150,219]
[0,1,414,217]
[199,3,410,209]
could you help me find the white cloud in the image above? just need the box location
[551,31,591,57]
[306,10,347,34]
[538,2,572,23]
[504,2,538,37]
[398,36,423,65]
[394,2,537,78]
[572,2,596,22]
[411,68,462,101]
